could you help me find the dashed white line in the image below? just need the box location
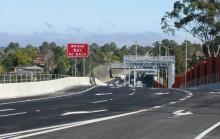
[210,92,220,94]
[194,121,220,139]
[155,92,170,95]
[92,99,112,104]
[61,109,107,116]
[0,109,15,112]
[95,93,112,96]
[153,106,163,109]
[0,112,27,118]
[169,102,177,104]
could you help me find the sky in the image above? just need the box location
[0,0,197,47]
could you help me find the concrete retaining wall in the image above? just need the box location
[0,77,106,99]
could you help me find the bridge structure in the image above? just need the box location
[110,55,175,88]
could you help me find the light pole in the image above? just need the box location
[185,32,188,88]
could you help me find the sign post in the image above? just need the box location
[67,43,89,77]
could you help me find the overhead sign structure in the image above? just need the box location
[67,43,89,58]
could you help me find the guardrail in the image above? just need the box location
[180,73,220,88]
[0,74,70,84]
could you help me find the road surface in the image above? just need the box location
[0,84,219,139]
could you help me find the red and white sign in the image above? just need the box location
[67,43,89,58]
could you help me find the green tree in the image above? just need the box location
[5,42,20,54]
[0,64,5,74]
[15,49,32,66]
[161,0,220,57]
[54,60,67,75]
[2,53,15,71]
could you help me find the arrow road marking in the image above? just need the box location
[173,110,193,117]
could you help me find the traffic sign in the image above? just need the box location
[67,43,89,58]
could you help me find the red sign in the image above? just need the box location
[67,43,89,58]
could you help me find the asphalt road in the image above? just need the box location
[0,84,219,139]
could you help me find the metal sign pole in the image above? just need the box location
[75,58,77,77]
[72,57,74,76]
[83,58,86,77]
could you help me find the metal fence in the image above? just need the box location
[0,74,70,84]
[180,72,220,88]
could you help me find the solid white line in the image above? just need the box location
[0,86,97,106]
[194,121,220,139]
[0,109,15,112]
[0,112,27,118]
[61,109,107,116]
[0,109,148,139]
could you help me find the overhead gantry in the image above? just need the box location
[110,55,175,88]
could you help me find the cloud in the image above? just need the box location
[43,22,54,29]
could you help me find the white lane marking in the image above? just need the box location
[210,92,220,94]
[0,109,15,112]
[194,121,220,139]
[153,106,163,109]
[129,92,135,96]
[0,112,27,118]
[173,110,193,117]
[155,92,170,95]
[61,109,107,116]
[0,109,148,139]
[35,110,40,112]
[92,100,108,104]
[95,93,112,96]
[169,102,177,104]
[0,86,97,106]
[179,98,186,101]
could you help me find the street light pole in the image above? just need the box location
[135,41,137,60]
[185,32,188,88]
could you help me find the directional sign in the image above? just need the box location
[67,43,89,58]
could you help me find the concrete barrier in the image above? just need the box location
[196,83,220,90]
[0,77,106,99]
